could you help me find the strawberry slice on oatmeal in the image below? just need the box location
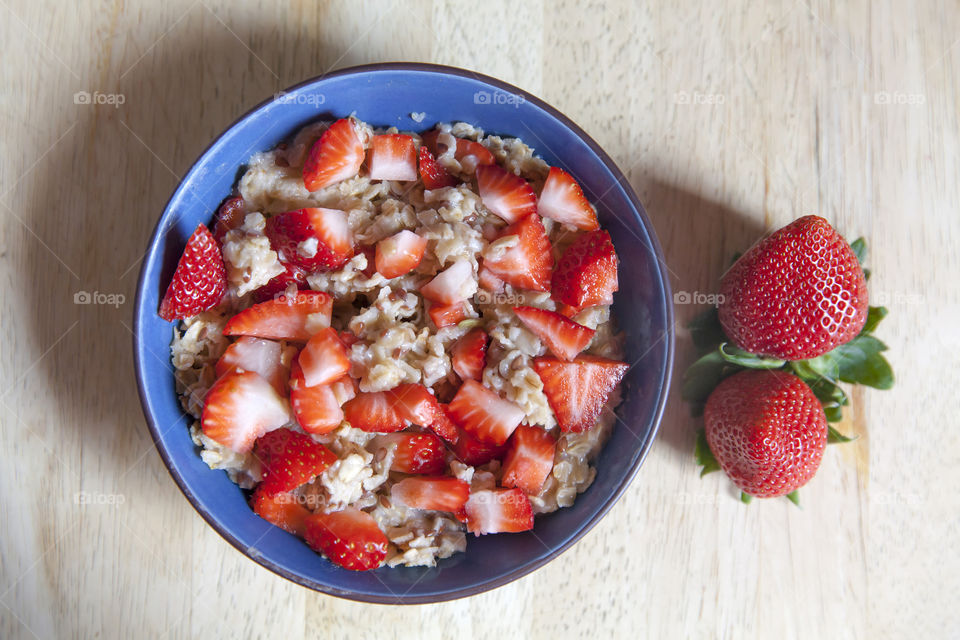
[161,117,628,571]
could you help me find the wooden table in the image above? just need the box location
[1,1,956,638]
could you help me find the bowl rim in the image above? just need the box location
[133,61,674,604]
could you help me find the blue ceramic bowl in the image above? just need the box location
[134,63,673,603]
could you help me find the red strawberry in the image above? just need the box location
[289,359,344,435]
[254,427,337,495]
[215,336,287,393]
[450,329,488,381]
[482,213,553,292]
[717,215,868,360]
[464,488,534,535]
[390,476,470,512]
[367,134,417,181]
[532,355,628,433]
[476,164,538,223]
[338,330,361,349]
[290,374,344,434]
[450,425,507,465]
[512,306,595,361]
[375,229,427,279]
[249,487,310,537]
[223,291,332,342]
[373,431,447,474]
[342,391,407,433]
[265,208,353,272]
[427,301,471,328]
[388,383,441,426]
[417,145,458,189]
[304,507,388,571]
[429,403,460,443]
[477,266,506,293]
[212,196,247,243]
[447,379,525,445]
[329,373,358,405]
[704,369,828,497]
[501,424,556,495]
[421,259,477,304]
[298,327,351,387]
[254,262,309,303]
[303,118,364,191]
[421,130,496,170]
[201,371,290,453]
[536,167,599,230]
[551,230,619,308]
[556,302,581,318]
[158,224,226,321]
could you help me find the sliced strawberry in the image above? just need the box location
[223,291,332,342]
[303,118,364,191]
[212,196,246,244]
[391,476,470,512]
[429,403,460,443]
[265,208,353,272]
[254,427,337,495]
[367,134,417,181]
[304,507,388,571]
[289,356,345,434]
[501,424,556,495]
[250,487,310,537]
[551,230,619,308]
[298,327,351,387]
[421,259,478,304]
[513,306,595,361]
[537,167,599,230]
[476,164,538,223]
[417,145,458,189]
[464,488,534,535]
[447,379,524,445]
[388,383,440,426]
[338,330,361,348]
[158,223,226,321]
[477,266,506,294]
[201,370,290,453]
[482,213,553,292]
[427,300,471,328]
[532,355,629,433]
[449,425,507,465]
[420,130,496,170]
[451,329,488,381]
[215,336,286,393]
[342,391,407,433]
[375,229,427,279]
[254,262,309,304]
[373,431,447,474]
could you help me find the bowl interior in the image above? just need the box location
[134,64,673,603]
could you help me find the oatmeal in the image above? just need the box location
[160,116,629,571]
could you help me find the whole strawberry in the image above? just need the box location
[704,369,827,498]
[718,215,867,360]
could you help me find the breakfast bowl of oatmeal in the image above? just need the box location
[134,63,673,603]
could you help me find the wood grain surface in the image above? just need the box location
[1,1,957,638]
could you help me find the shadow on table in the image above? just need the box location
[17,8,417,481]
[629,175,767,460]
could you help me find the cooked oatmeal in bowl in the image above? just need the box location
[160,115,632,571]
